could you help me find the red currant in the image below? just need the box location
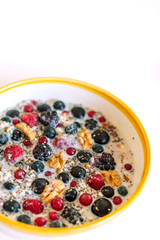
[51,198,64,211]
[49,212,60,221]
[79,193,93,206]
[34,217,47,227]
[88,110,96,118]
[12,119,20,125]
[24,104,34,112]
[66,147,76,156]
[124,164,132,170]
[44,171,52,177]
[38,136,48,144]
[70,180,77,187]
[113,196,122,205]
[23,139,33,147]
[14,169,26,179]
[98,116,106,123]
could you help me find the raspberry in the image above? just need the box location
[14,169,26,179]
[51,198,64,211]
[98,116,106,123]
[49,212,60,221]
[21,113,39,128]
[79,193,93,206]
[88,110,96,118]
[113,196,122,205]
[4,145,25,164]
[12,119,20,125]
[23,199,44,214]
[38,136,48,144]
[24,104,34,112]
[34,217,47,226]
[66,147,76,156]
[88,174,105,190]
[53,135,75,149]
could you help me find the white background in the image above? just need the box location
[0,0,160,240]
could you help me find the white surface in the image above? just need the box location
[0,0,159,240]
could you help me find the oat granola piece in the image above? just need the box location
[101,170,122,187]
[49,152,66,174]
[16,122,36,141]
[77,129,93,149]
[42,179,65,203]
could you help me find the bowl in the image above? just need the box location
[0,77,151,239]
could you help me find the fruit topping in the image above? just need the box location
[24,104,34,112]
[57,172,70,184]
[77,150,92,163]
[92,144,104,153]
[53,135,75,149]
[95,153,116,170]
[49,212,60,221]
[39,111,58,128]
[61,206,83,225]
[85,119,98,130]
[23,199,44,214]
[71,106,85,119]
[0,133,8,145]
[3,182,15,190]
[34,217,47,226]
[51,197,64,211]
[88,174,104,190]
[101,186,114,198]
[4,145,25,164]
[65,123,78,135]
[79,193,93,206]
[117,186,128,196]
[44,126,56,139]
[92,129,110,145]
[91,198,112,217]
[65,188,77,202]
[11,129,23,142]
[14,169,26,179]
[37,103,51,112]
[31,161,45,173]
[66,147,76,156]
[31,178,49,194]
[3,200,20,213]
[50,220,63,227]
[6,109,19,118]
[21,113,39,128]
[33,143,52,161]
[53,100,65,110]
[17,214,31,224]
[112,196,122,205]
[70,166,86,179]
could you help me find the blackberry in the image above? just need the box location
[39,111,58,128]
[31,178,49,194]
[1,117,11,123]
[57,172,70,183]
[95,153,116,171]
[92,129,110,145]
[3,182,15,190]
[53,100,65,110]
[37,103,51,112]
[17,214,31,224]
[65,188,77,202]
[85,119,98,130]
[33,143,52,161]
[0,133,8,145]
[11,129,23,141]
[77,150,92,163]
[71,106,85,119]
[3,200,20,213]
[31,161,45,173]
[92,144,104,153]
[65,123,78,135]
[117,186,128,196]
[44,126,56,139]
[6,109,19,118]
[61,206,83,225]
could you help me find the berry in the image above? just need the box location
[3,182,15,190]
[91,198,112,217]
[34,217,47,227]
[124,163,132,170]
[92,129,110,145]
[23,199,44,214]
[24,104,34,112]
[37,103,51,112]
[63,110,69,115]
[117,186,128,196]
[79,193,93,206]
[44,171,52,176]
[12,119,20,125]
[49,212,60,221]
[92,144,104,153]
[88,110,96,118]
[98,116,106,123]
[14,169,26,179]
[65,123,78,135]
[65,188,77,202]
[23,139,33,147]
[39,111,58,128]
[70,180,77,187]
[50,220,63,228]
[1,117,11,123]
[61,206,83,225]
[3,200,20,213]
[74,121,81,128]
[53,100,65,110]
[17,215,31,224]
[57,172,70,183]
[95,153,116,171]
[11,129,23,141]
[33,143,52,161]
[31,100,38,106]
[44,126,56,139]
[31,178,49,194]
[6,109,19,118]
[113,196,122,205]
[51,198,64,211]
[31,161,45,173]
[101,186,114,198]
[66,147,76,156]
[38,136,48,144]
[4,145,25,164]
[70,166,86,179]
[56,123,64,128]
[77,150,92,163]
[88,174,104,190]
[21,113,39,128]
[71,106,85,119]
[85,119,98,130]
[0,133,8,145]
[53,135,75,149]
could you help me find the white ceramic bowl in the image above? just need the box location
[0,78,151,239]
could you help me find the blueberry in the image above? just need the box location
[57,172,70,183]
[11,129,23,141]
[65,188,77,202]
[85,119,98,130]
[3,182,15,190]
[39,111,58,127]
[37,103,51,112]
[92,129,110,145]
[101,186,114,198]
[70,166,86,179]
[77,150,92,163]
[17,214,31,224]
[91,198,112,217]
[31,178,49,194]
[117,186,128,196]
[31,161,45,173]
[1,117,11,123]
[0,133,8,145]
[33,143,52,161]
[61,206,83,225]
[65,123,78,135]
[50,220,63,228]
[92,144,104,153]
[71,106,85,119]
[74,121,81,128]
[3,200,20,213]
[6,109,19,118]
[44,126,56,139]
[0,148,2,159]
[53,101,65,110]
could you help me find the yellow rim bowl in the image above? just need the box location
[0,77,151,237]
